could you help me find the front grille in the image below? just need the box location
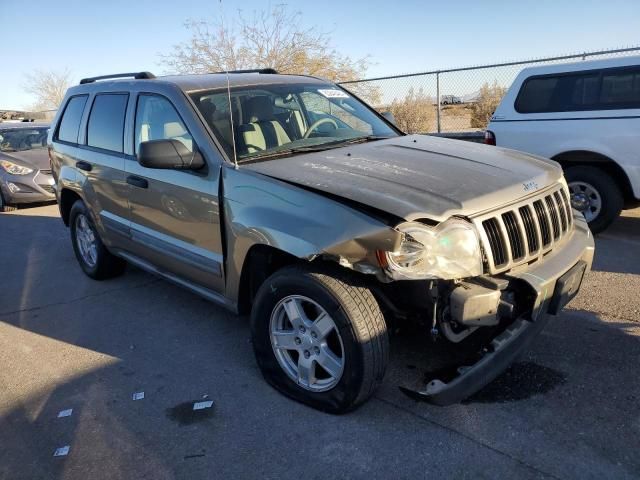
[39,184,55,194]
[39,169,52,175]
[475,184,574,273]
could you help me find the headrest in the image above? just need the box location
[246,96,274,123]
[199,99,217,120]
[164,122,187,138]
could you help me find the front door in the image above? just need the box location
[124,93,224,294]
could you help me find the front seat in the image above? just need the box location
[239,96,290,154]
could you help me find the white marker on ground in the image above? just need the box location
[132,392,145,401]
[192,400,214,411]
[53,446,70,457]
[57,409,73,418]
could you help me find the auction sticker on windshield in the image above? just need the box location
[318,89,350,98]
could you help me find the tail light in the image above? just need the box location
[484,130,496,146]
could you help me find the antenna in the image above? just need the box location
[225,70,239,169]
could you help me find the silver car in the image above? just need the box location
[50,70,594,413]
[0,123,55,211]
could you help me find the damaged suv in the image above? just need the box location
[49,70,594,413]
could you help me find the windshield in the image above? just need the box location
[0,127,49,153]
[190,83,398,162]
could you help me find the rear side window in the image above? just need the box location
[87,93,129,152]
[516,66,640,113]
[57,95,88,143]
[600,69,640,105]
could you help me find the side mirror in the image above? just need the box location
[381,111,397,126]
[138,139,205,170]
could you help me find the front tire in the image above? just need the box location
[69,200,126,279]
[565,166,623,234]
[0,192,17,212]
[251,265,389,413]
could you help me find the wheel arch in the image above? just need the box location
[552,150,635,205]
[236,244,305,315]
[59,188,83,226]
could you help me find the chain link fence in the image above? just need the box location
[339,46,640,135]
[0,109,57,123]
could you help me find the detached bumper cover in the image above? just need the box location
[402,213,595,406]
[402,314,551,405]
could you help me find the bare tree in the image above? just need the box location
[388,88,435,134]
[161,5,379,102]
[470,81,507,129]
[24,69,73,111]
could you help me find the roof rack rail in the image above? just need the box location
[219,68,278,74]
[79,72,156,85]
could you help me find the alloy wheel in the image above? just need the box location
[569,181,602,223]
[269,295,345,392]
[75,213,98,267]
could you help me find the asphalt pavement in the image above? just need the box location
[1,204,639,480]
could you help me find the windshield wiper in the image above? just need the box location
[238,136,390,163]
[304,135,390,150]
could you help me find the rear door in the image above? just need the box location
[124,92,225,294]
[53,93,131,248]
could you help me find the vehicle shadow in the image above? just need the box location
[1,210,639,478]
[383,307,640,477]
[0,210,425,479]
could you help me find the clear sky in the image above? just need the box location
[1,0,639,109]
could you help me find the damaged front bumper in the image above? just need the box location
[403,214,595,406]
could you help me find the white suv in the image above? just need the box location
[486,56,640,232]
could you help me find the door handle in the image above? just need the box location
[76,161,92,172]
[126,175,148,189]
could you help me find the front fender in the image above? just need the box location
[222,166,401,304]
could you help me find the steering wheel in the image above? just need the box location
[303,118,338,139]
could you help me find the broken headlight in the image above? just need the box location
[382,219,483,280]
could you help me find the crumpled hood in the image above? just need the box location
[243,135,563,222]
[0,148,50,171]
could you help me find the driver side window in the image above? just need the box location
[135,94,193,155]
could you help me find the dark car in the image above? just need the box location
[0,123,54,212]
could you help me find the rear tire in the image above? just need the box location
[69,200,126,279]
[565,166,623,234]
[251,265,389,413]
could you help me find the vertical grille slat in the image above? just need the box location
[482,218,507,267]
[518,205,539,253]
[545,195,561,239]
[554,191,568,232]
[478,185,574,274]
[560,189,573,227]
[533,200,552,247]
[502,212,525,260]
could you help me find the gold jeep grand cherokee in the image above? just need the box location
[49,70,594,413]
